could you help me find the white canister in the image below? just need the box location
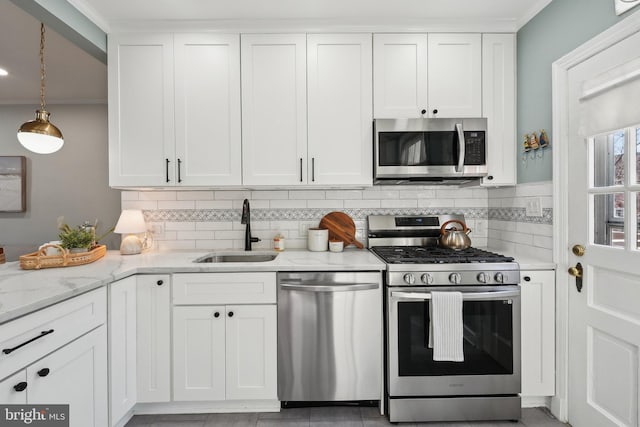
[329,240,344,252]
[308,228,329,252]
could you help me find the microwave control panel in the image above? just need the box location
[464,131,486,165]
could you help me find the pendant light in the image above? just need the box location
[17,23,64,154]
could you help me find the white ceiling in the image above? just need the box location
[0,0,553,104]
[0,0,107,105]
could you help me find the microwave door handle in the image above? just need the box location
[455,123,465,173]
[391,290,520,301]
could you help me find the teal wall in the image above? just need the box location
[516,0,630,183]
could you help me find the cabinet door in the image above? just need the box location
[173,306,226,401]
[427,33,482,118]
[109,277,137,422]
[0,370,27,404]
[520,270,555,396]
[225,305,277,400]
[28,326,108,427]
[307,34,373,186]
[108,33,175,187]
[241,34,307,185]
[481,33,516,186]
[373,34,428,118]
[136,275,171,403]
[174,34,242,186]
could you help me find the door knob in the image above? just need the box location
[572,244,585,257]
[568,262,583,292]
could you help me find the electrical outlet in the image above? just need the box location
[150,224,164,237]
[525,198,543,217]
[299,222,311,237]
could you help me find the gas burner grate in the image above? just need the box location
[371,246,515,264]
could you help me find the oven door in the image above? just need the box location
[387,286,521,397]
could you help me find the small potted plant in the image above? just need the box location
[58,224,95,253]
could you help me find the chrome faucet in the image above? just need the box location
[241,199,260,251]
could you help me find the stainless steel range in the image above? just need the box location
[368,214,521,423]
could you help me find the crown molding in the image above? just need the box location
[516,0,553,30]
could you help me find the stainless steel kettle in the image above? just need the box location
[439,219,472,250]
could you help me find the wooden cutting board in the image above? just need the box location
[318,212,364,249]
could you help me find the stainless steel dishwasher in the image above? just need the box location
[277,271,382,402]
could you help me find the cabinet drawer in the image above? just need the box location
[173,273,276,305]
[0,287,106,381]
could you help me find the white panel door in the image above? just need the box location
[566,30,640,427]
[520,270,555,396]
[241,34,307,185]
[225,305,277,400]
[0,371,27,404]
[108,33,175,187]
[173,306,226,401]
[136,275,171,403]
[174,34,242,186]
[109,277,137,422]
[307,34,373,186]
[373,34,428,118]
[28,326,108,427]
[481,33,516,187]
[427,33,482,118]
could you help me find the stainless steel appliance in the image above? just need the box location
[374,118,487,184]
[368,215,521,423]
[277,271,382,402]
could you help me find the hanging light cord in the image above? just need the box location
[39,23,46,111]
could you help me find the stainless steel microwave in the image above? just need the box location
[373,118,488,184]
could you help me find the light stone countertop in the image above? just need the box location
[0,248,385,325]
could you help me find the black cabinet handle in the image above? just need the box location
[3,329,54,355]
[311,158,315,182]
[432,109,438,115]
[157,280,164,286]
[299,158,303,182]
[165,158,170,183]
[177,158,182,183]
[13,382,27,392]
[228,311,234,318]
[37,368,50,377]
[214,312,220,318]
[487,175,494,180]
[421,109,427,115]
[524,276,531,282]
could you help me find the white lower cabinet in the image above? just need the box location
[109,277,137,423]
[172,272,278,402]
[520,269,555,397]
[136,275,171,403]
[0,327,108,427]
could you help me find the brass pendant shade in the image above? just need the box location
[17,23,64,154]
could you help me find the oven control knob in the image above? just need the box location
[403,273,416,285]
[421,273,433,285]
[477,272,489,283]
[494,272,504,283]
[449,273,462,284]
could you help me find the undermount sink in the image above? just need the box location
[194,251,279,263]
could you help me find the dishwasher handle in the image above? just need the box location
[279,282,379,292]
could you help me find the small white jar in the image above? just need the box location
[308,228,329,252]
[329,240,344,252]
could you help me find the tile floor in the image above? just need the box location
[125,406,569,427]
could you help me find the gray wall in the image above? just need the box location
[517,0,629,183]
[0,104,120,261]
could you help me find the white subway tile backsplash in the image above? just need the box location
[362,189,399,199]
[399,189,436,199]
[157,240,196,250]
[214,230,245,240]
[121,191,139,200]
[195,200,234,209]
[270,200,307,209]
[177,191,215,201]
[344,200,381,208]
[214,190,251,200]
[165,222,196,231]
[381,199,417,208]
[533,235,553,249]
[196,221,234,231]
[417,199,455,208]
[232,199,269,209]
[437,188,473,198]
[289,190,325,200]
[122,200,158,210]
[195,240,235,250]
[158,201,195,210]
[139,191,177,201]
[251,190,289,200]
[177,230,215,240]
[454,198,488,208]
[307,199,344,209]
[325,190,363,200]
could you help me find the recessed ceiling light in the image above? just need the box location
[0,68,8,77]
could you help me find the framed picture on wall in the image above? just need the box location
[0,156,26,212]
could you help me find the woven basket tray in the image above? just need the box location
[19,244,107,270]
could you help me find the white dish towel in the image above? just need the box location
[428,291,464,362]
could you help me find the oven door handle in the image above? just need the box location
[455,122,465,173]
[391,290,520,301]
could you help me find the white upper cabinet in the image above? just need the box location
[108,33,242,187]
[174,34,242,186]
[307,34,373,186]
[427,33,482,118]
[108,33,174,187]
[373,34,428,119]
[481,33,516,186]
[241,34,308,186]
